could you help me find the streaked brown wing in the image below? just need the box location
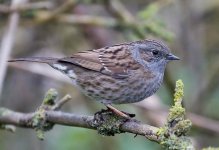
[59,50,103,71]
[58,45,140,79]
[98,45,140,78]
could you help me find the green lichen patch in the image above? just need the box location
[161,135,194,150]
[173,120,192,136]
[168,106,185,123]
[32,108,54,140]
[157,80,193,149]
[156,127,167,137]
[157,126,194,150]
[91,110,127,136]
[168,79,185,123]
[174,80,184,103]
[43,88,58,105]
[31,88,59,140]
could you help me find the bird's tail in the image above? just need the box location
[8,57,58,64]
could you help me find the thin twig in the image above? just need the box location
[34,0,77,24]
[52,94,72,110]
[57,14,118,27]
[0,2,53,13]
[0,0,27,100]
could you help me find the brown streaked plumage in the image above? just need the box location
[8,39,179,118]
[59,44,140,79]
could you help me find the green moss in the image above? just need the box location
[32,109,54,140]
[168,106,185,122]
[161,136,194,150]
[32,89,56,140]
[156,127,167,136]
[174,80,184,103]
[157,126,194,149]
[173,120,192,136]
[91,110,126,136]
[43,88,58,105]
[168,80,185,122]
[32,109,46,127]
[157,80,194,149]
[36,129,45,140]
[97,115,123,136]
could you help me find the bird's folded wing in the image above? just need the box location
[58,45,140,79]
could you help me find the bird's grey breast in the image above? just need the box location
[116,69,164,104]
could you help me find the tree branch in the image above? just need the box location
[0,109,159,141]
[0,2,53,13]
[0,88,160,141]
[0,0,27,99]
[0,80,194,149]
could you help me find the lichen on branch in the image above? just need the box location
[156,79,193,149]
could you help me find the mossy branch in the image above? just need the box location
[157,80,194,149]
[0,80,196,149]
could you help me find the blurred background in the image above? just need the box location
[0,0,219,149]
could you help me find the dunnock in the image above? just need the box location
[9,39,179,118]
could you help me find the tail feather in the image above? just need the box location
[8,57,57,64]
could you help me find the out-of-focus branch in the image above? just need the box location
[39,13,119,27]
[0,0,27,100]
[0,0,173,42]
[104,0,144,38]
[193,63,219,113]
[34,0,77,24]
[0,2,53,13]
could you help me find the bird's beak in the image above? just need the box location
[166,53,180,60]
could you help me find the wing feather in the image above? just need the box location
[58,45,140,79]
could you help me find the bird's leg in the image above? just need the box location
[104,104,131,119]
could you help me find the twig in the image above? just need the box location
[52,94,72,110]
[104,0,144,38]
[34,0,77,24]
[193,63,219,113]
[0,0,27,100]
[0,2,53,13]
[57,14,118,27]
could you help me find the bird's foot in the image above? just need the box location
[105,104,135,119]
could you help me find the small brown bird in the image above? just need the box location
[9,39,179,118]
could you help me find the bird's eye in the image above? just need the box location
[152,50,159,56]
